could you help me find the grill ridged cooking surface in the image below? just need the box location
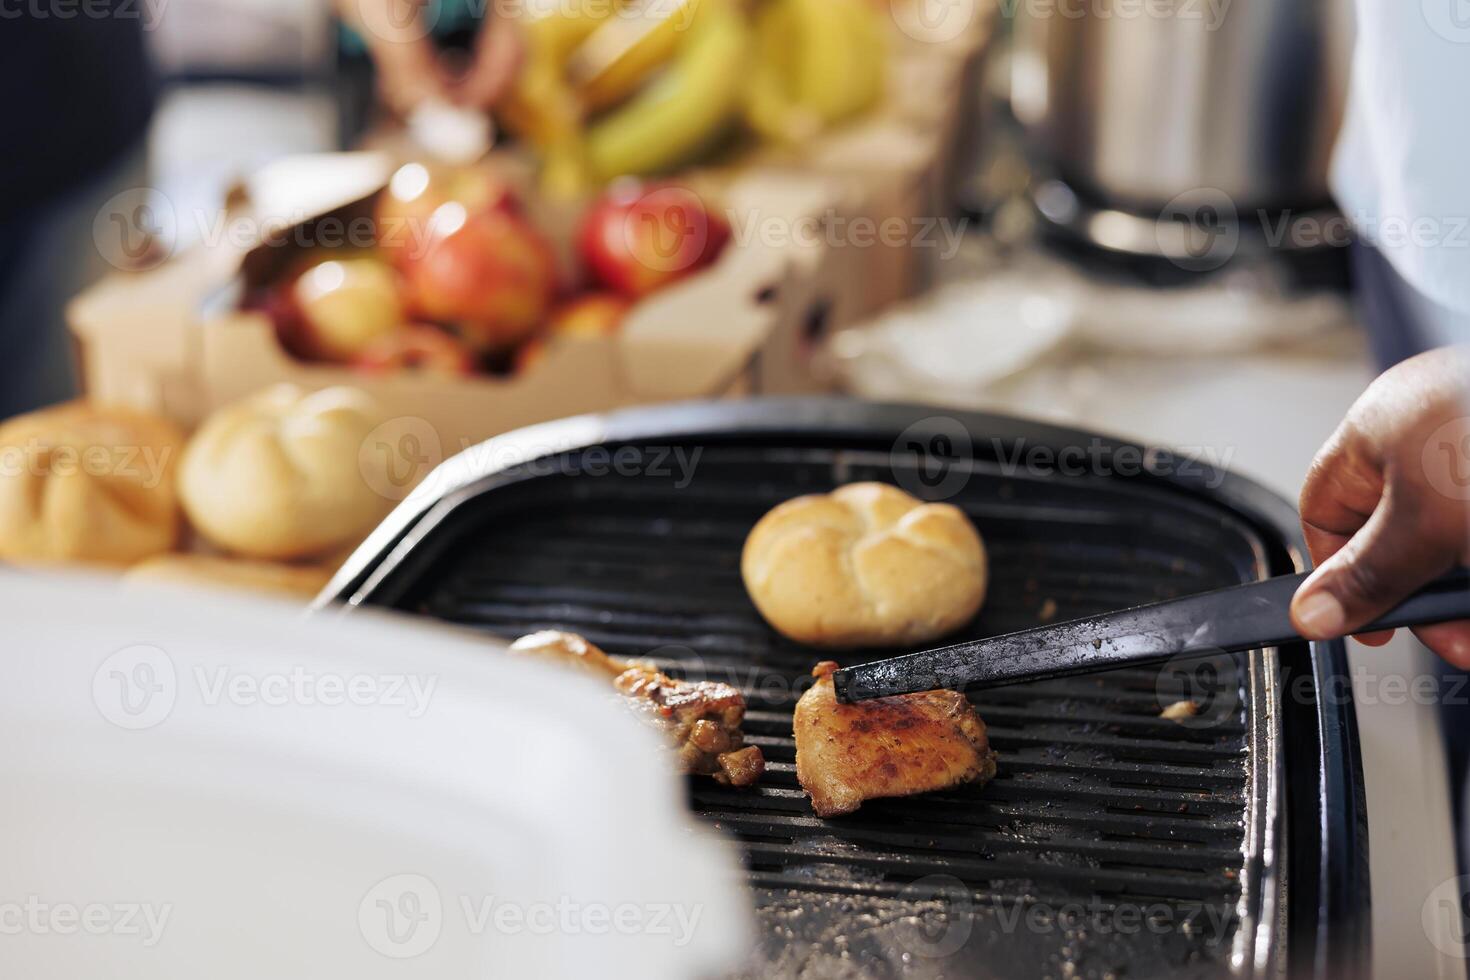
[388,448,1262,979]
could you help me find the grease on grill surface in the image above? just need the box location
[398,447,1258,979]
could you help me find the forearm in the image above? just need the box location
[336,0,433,52]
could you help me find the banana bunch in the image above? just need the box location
[497,0,885,194]
[583,0,751,182]
[567,0,710,112]
[743,0,887,145]
[501,0,744,194]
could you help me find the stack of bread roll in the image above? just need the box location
[0,384,399,600]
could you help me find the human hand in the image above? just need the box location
[1291,346,1470,665]
[340,0,456,115]
[453,14,526,111]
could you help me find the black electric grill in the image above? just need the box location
[320,400,1370,979]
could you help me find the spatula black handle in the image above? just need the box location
[1358,568,1470,632]
[833,568,1470,701]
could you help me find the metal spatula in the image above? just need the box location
[832,568,1470,702]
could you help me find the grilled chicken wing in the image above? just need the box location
[509,630,630,677]
[615,666,766,787]
[510,631,765,787]
[795,661,996,817]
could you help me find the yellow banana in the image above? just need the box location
[499,65,578,148]
[499,0,619,194]
[568,0,706,112]
[500,0,619,145]
[584,0,752,181]
[518,0,620,60]
[742,4,817,145]
[742,0,886,144]
[804,0,886,122]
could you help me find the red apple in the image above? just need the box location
[376,162,519,268]
[352,324,478,377]
[402,203,558,350]
[290,258,405,361]
[578,181,730,298]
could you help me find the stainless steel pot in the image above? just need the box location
[1011,0,1353,216]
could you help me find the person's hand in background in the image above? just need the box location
[339,0,524,117]
[454,9,525,111]
[339,0,458,116]
[1291,346,1470,665]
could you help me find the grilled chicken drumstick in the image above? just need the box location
[510,631,765,787]
[795,661,997,817]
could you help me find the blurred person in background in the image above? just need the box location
[0,9,156,418]
[1333,2,1470,368]
[334,0,523,138]
[1292,0,1470,872]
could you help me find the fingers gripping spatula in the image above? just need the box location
[832,568,1470,702]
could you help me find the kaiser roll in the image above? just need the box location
[178,385,390,560]
[741,482,987,647]
[0,402,183,564]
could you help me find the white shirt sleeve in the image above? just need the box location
[1332,1,1470,315]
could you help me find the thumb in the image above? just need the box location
[1291,496,1457,639]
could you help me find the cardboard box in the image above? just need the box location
[738,11,994,318]
[70,154,846,453]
